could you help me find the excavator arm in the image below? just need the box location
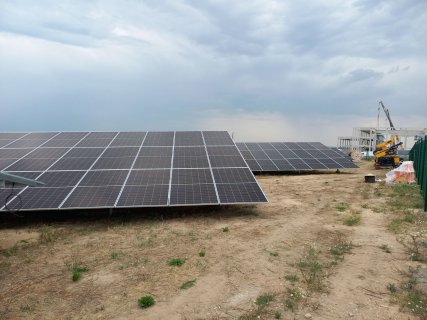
[374,101,402,168]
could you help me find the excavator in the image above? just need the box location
[373,101,403,168]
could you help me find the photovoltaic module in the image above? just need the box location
[0,131,267,211]
[236,142,358,172]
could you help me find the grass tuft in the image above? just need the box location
[167,258,185,266]
[336,202,349,212]
[255,293,274,306]
[180,279,196,289]
[71,265,88,282]
[39,225,56,244]
[19,304,33,313]
[330,241,354,257]
[199,250,205,257]
[390,184,424,210]
[284,274,299,282]
[138,295,155,309]
[343,214,361,226]
[297,247,325,291]
[222,227,229,232]
[284,288,304,311]
[387,283,397,293]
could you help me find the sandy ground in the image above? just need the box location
[0,162,419,319]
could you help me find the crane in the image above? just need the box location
[373,101,402,168]
[379,100,396,130]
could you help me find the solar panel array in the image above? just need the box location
[236,142,358,172]
[0,131,267,211]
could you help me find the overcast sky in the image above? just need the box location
[0,0,426,144]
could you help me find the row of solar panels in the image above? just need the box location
[0,131,267,211]
[0,131,358,212]
[236,142,357,171]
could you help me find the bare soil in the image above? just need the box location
[0,162,420,319]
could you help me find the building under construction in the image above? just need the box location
[337,127,427,153]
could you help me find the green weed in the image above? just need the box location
[19,304,33,313]
[284,288,304,311]
[168,258,185,266]
[297,247,325,291]
[238,293,275,319]
[188,232,198,241]
[71,265,88,282]
[336,202,349,212]
[390,185,424,210]
[387,283,397,293]
[285,274,299,282]
[39,225,56,244]
[180,279,196,289]
[255,293,274,306]
[138,295,155,309]
[330,241,354,257]
[343,215,361,226]
[1,240,30,257]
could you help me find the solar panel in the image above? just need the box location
[0,131,267,211]
[236,142,358,172]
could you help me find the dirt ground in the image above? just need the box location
[0,161,423,319]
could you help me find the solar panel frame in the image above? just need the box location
[34,171,86,187]
[216,182,267,204]
[6,187,74,210]
[62,185,122,208]
[23,148,69,159]
[1,132,91,210]
[203,131,235,146]
[79,170,129,187]
[142,132,174,146]
[133,156,172,169]
[126,169,170,186]
[172,169,214,184]
[138,146,172,157]
[53,132,89,140]
[49,157,99,170]
[0,131,267,211]
[116,185,169,207]
[169,183,218,205]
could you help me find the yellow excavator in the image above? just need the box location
[373,101,403,168]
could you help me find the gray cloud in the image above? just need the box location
[344,68,384,82]
[0,0,426,141]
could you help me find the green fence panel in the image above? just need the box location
[421,136,427,211]
[410,136,427,212]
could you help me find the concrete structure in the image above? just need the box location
[337,127,427,153]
